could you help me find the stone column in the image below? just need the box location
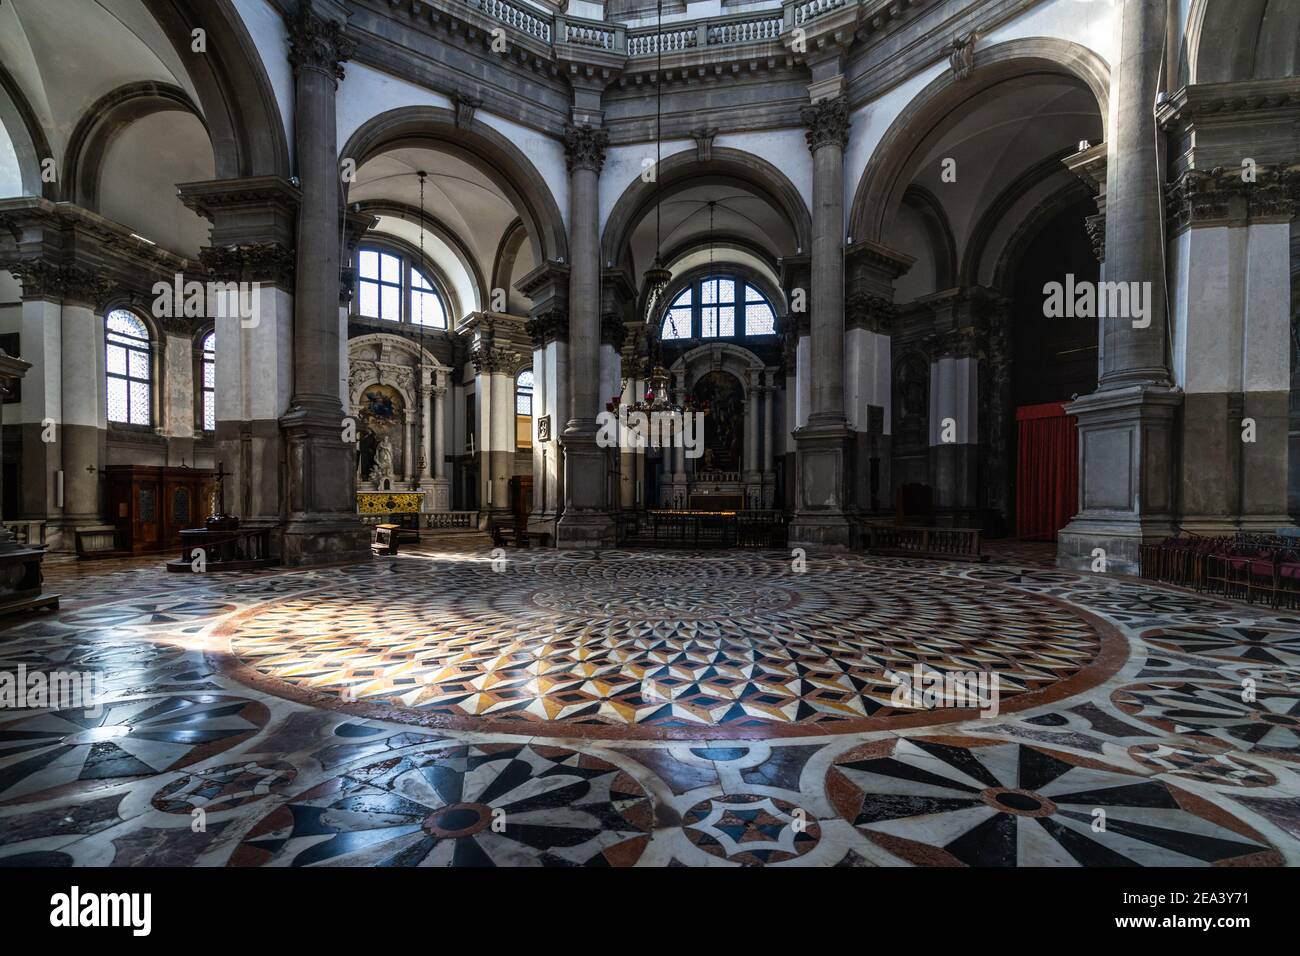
[278,0,368,565]
[1058,0,1182,573]
[519,264,569,536]
[181,175,300,544]
[15,290,61,535]
[57,283,108,541]
[1099,0,1170,389]
[159,323,196,467]
[744,371,760,479]
[790,94,854,548]
[762,375,774,476]
[844,240,912,519]
[433,384,446,481]
[420,381,434,480]
[556,123,614,547]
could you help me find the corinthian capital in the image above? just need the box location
[801,95,850,153]
[564,124,610,174]
[288,0,356,85]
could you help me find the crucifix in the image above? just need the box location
[205,460,238,530]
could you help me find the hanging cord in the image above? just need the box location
[416,170,428,486]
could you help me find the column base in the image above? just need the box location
[789,419,855,550]
[1055,384,1183,576]
[1057,516,1177,575]
[279,517,372,567]
[555,511,615,549]
[556,423,614,549]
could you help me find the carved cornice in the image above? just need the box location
[947,32,978,82]
[563,124,610,173]
[1165,163,1300,232]
[288,0,357,85]
[800,95,849,153]
[199,243,296,287]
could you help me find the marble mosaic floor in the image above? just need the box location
[1,541,1298,867]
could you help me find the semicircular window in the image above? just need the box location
[659,275,777,341]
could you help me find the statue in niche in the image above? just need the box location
[370,434,395,483]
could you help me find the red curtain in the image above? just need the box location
[1015,402,1078,541]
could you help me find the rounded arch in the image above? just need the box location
[339,106,569,268]
[654,260,787,340]
[141,0,290,180]
[62,81,206,207]
[668,341,767,398]
[355,198,487,318]
[600,146,813,271]
[849,37,1110,245]
[492,217,530,306]
[902,184,957,292]
[346,331,450,410]
[1185,0,1300,84]
[0,61,54,199]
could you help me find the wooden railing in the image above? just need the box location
[862,525,985,561]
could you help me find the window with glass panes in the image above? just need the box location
[201,331,215,431]
[356,245,448,328]
[105,310,152,426]
[659,275,777,340]
[516,369,534,415]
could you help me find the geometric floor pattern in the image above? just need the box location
[221,551,1113,737]
[0,539,1297,867]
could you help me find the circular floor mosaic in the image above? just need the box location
[228,743,652,867]
[217,552,1121,739]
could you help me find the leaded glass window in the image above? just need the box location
[106,310,151,426]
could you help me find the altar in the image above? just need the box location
[357,490,425,539]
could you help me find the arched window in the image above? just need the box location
[356,245,449,329]
[515,368,534,415]
[201,331,215,432]
[516,368,534,451]
[105,309,151,426]
[659,275,777,340]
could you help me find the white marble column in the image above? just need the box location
[433,386,446,480]
[763,376,774,475]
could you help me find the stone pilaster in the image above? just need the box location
[279,0,368,565]
[517,261,569,537]
[790,94,854,548]
[556,123,614,548]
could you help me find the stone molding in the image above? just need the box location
[470,345,519,375]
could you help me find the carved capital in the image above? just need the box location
[1165,164,1300,231]
[288,0,356,85]
[600,311,627,349]
[9,260,114,308]
[199,243,295,287]
[564,124,609,174]
[801,95,849,153]
[526,307,568,348]
[845,292,897,334]
[470,346,517,375]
